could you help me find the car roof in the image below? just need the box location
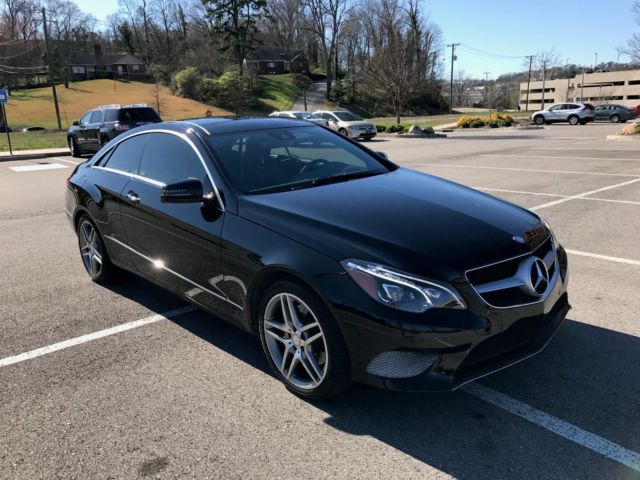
[136,117,315,136]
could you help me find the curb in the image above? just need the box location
[376,133,447,139]
[0,149,69,162]
[605,134,640,142]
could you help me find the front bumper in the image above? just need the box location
[329,255,570,392]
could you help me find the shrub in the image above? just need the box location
[488,121,499,128]
[470,120,485,128]
[376,125,387,132]
[386,124,407,133]
[503,120,512,127]
[291,73,312,90]
[461,122,470,128]
[171,67,203,100]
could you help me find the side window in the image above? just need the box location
[104,109,119,122]
[138,133,207,185]
[89,110,104,123]
[79,112,92,126]
[102,134,148,173]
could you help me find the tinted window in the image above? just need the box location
[103,134,148,173]
[139,133,205,184]
[79,112,91,126]
[206,126,390,194]
[104,109,119,122]
[118,108,160,123]
[89,110,104,123]
[333,111,362,121]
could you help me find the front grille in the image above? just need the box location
[466,237,557,308]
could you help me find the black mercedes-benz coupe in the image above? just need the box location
[65,118,570,399]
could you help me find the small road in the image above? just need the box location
[292,81,328,112]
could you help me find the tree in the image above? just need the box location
[621,0,640,62]
[202,0,268,74]
[452,69,468,107]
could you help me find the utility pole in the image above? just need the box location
[41,7,62,130]
[483,72,491,120]
[617,52,621,64]
[524,55,534,111]
[541,61,547,109]
[446,43,460,114]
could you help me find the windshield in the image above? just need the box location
[292,112,320,120]
[206,126,390,194]
[333,111,362,121]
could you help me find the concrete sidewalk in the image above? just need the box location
[0,147,69,162]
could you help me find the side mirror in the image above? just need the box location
[376,151,388,160]
[73,120,79,126]
[161,178,203,204]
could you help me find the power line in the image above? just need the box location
[459,44,525,59]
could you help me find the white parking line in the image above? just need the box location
[530,178,640,210]
[52,157,82,165]
[475,187,640,206]
[415,163,640,178]
[533,147,640,152]
[464,383,640,472]
[0,305,196,368]
[566,249,640,266]
[479,154,640,162]
[9,163,68,172]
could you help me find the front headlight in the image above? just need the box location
[341,259,466,313]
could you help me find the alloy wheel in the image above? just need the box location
[79,220,103,277]
[263,293,328,390]
[69,138,76,156]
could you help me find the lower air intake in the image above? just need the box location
[366,351,437,379]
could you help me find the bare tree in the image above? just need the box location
[621,0,640,62]
[452,69,468,107]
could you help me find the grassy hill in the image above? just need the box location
[5,79,232,130]
[255,74,302,113]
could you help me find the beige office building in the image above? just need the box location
[520,69,640,110]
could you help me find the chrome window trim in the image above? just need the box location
[94,165,166,188]
[90,128,225,211]
[174,121,211,135]
[465,235,561,310]
[105,235,243,310]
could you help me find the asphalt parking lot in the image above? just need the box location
[1,122,638,479]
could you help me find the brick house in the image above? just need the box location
[70,45,146,80]
[244,49,309,75]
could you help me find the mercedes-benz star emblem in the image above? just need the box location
[528,258,550,296]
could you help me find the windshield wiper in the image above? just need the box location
[248,170,384,195]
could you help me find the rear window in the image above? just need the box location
[118,108,160,123]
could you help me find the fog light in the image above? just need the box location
[366,351,437,379]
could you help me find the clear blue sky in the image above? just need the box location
[73,0,638,78]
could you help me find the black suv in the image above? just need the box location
[67,104,161,157]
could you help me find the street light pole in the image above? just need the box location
[41,7,62,130]
[446,43,460,114]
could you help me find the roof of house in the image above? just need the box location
[70,52,144,66]
[247,49,305,62]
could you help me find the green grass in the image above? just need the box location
[369,114,464,128]
[256,74,302,112]
[0,130,68,152]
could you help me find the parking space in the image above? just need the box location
[1,123,639,479]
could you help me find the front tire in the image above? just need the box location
[258,281,351,400]
[534,115,545,126]
[338,128,348,137]
[610,114,620,123]
[69,136,81,158]
[568,115,579,125]
[77,215,117,284]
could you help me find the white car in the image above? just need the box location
[531,102,596,126]
[268,111,329,127]
[312,110,377,140]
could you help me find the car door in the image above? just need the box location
[594,105,606,120]
[119,131,228,314]
[89,134,150,268]
[546,105,563,122]
[76,112,92,148]
[85,110,104,151]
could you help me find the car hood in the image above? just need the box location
[238,168,545,282]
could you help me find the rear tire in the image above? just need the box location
[338,128,348,137]
[610,114,620,123]
[69,136,81,158]
[258,280,351,400]
[568,115,579,125]
[76,215,118,284]
[534,115,545,126]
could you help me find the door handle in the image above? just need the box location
[126,191,140,204]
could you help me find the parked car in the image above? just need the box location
[632,105,640,117]
[531,102,595,125]
[593,104,636,123]
[66,117,569,400]
[21,126,46,132]
[268,110,329,127]
[313,110,377,140]
[67,104,162,157]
